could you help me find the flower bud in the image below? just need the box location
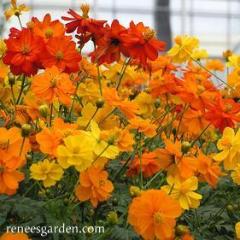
[96,98,105,108]
[175,224,189,236]
[181,141,192,154]
[21,124,32,137]
[154,99,161,108]
[8,73,15,85]
[107,211,119,225]
[39,104,49,118]
[129,186,141,197]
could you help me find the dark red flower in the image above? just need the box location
[90,20,127,64]
[3,28,44,76]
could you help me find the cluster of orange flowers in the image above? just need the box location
[1,1,240,239]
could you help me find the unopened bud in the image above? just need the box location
[181,141,191,154]
[8,73,15,85]
[39,104,49,118]
[96,98,104,108]
[107,211,119,225]
[129,186,141,197]
[21,124,32,137]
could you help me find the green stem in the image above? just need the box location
[116,58,131,90]
[84,107,99,130]
[19,137,26,156]
[144,171,163,189]
[49,103,53,127]
[16,75,26,104]
[97,64,102,96]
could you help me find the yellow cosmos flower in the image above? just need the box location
[4,0,30,20]
[134,92,154,117]
[227,54,240,68]
[162,176,202,210]
[0,60,9,82]
[213,127,240,170]
[30,159,63,188]
[0,40,7,58]
[90,121,119,159]
[57,132,96,172]
[192,49,209,60]
[231,163,240,185]
[168,35,199,63]
[236,222,240,240]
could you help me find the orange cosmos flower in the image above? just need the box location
[0,232,30,240]
[197,150,222,188]
[205,59,224,72]
[128,189,182,240]
[103,88,138,119]
[0,150,24,195]
[31,66,75,105]
[122,21,165,64]
[41,36,82,73]
[155,138,197,179]
[3,28,44,76]
[75,166,114,208]
[36,118,79,156]
[0,127,30,163]
[180,108,209,137]
[32,14,65,41]
[128,117,157,137]
[127,151,161,178]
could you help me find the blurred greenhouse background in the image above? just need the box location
[1,0,240,57]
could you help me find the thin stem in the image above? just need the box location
[10,85,16,107]
[138,133,143,189]
[144,171,163,189]
[116,58,131,90]
[191,123,211,147]
[16,15,23,29]
[16,75,26,104]
[84,107,99,130]
[97,64,102,96]
[19,137,26,156]
[49,103,53,127]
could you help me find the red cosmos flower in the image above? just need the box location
[205,95,240,132]
[3,28,44,76]
[121,21,166,64]
[32,14,65,41]
[41,35,82,73]
[90,20,127,64]
[62,5,106,45]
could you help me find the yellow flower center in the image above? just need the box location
[143,29,155,41]
[153,212,162,224]
[45,28,54,38]
[22,45,30,55]
[56,51,64,61]
[99,179,105,187]
[81,3,90,18]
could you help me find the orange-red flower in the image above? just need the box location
[3,28,44,76]
[127,151,161,178]
[41,36,82,73]
[31,66,75,105]
[128,189,182,240]
[205,96,240,132]
[32,13,65,41]
[122,21,165,64]
[75,166,114,207]
[91,20,127,64]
